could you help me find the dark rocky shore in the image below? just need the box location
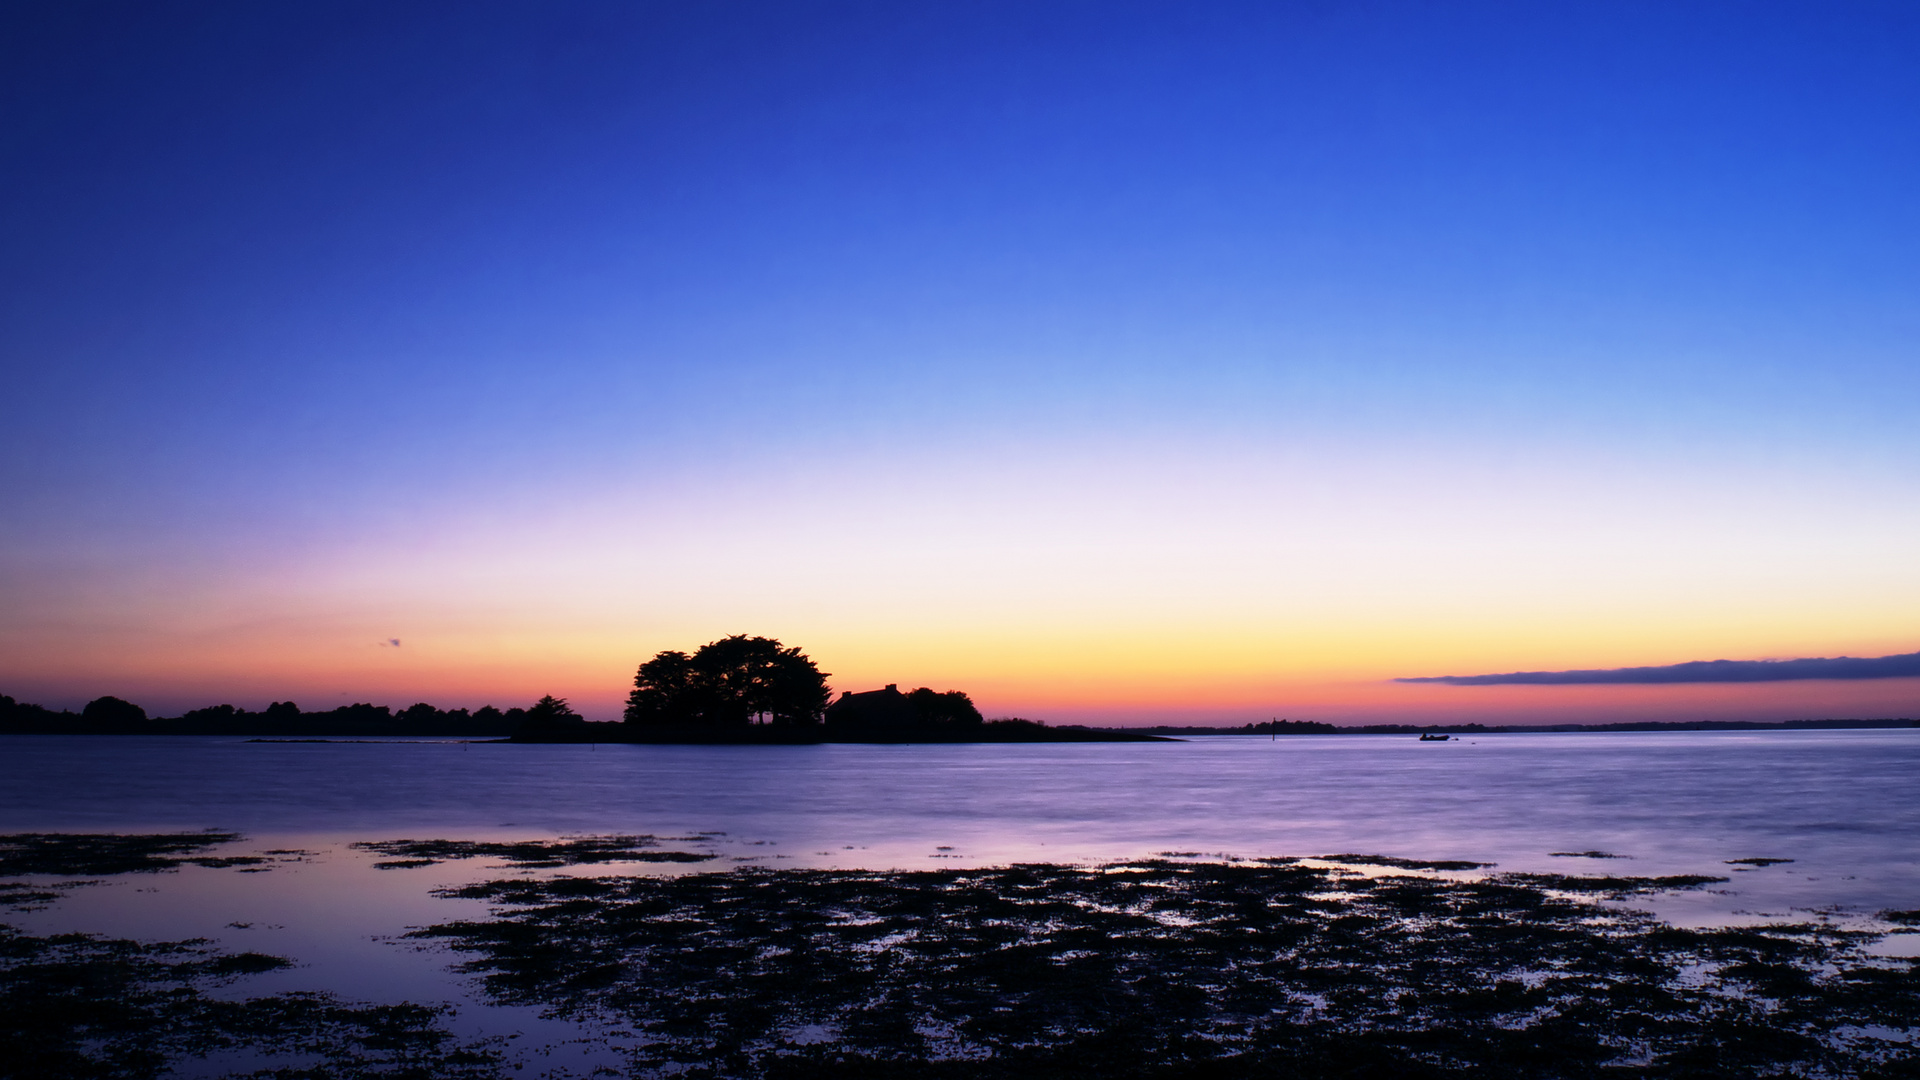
[414,860,1920,1079]
[2,832,1916,1078]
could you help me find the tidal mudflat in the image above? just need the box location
[413,855,1920,1078]
[1,832,505,1079]
[3,832,1918,1078]
[2,732,1918,1076]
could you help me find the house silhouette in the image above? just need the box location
[824,684,918,729]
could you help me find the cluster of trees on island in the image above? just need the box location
[13,631,1909,741]
[0,635,1003,741]
[615,635,984,735]
[622,635,832,728]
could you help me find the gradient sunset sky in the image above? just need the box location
[3,1,1918,724]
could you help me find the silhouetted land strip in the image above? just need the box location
[6,691,1913,740]
[1122,717,1920,735]
[0,693,525,737]
[512,718,1175,744]
[614,641,1173,742]
[0,692,1171,741]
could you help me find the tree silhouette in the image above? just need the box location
[624,636,829,728]
[626,650,698,725]
[82,696,146,727]
[906,688,983,728]
[523,695,581,729]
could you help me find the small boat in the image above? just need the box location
[1418,733,1450,741]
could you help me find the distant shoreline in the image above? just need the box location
[0,720,1909,740]
[1,720,1913,739]
[2,688,1913,741]
[513,716,1920,743]
[1119,717,1919,736]
[510,722,1176,744]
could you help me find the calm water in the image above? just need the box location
[4,730,1919,905]
[3,730,1917,1074]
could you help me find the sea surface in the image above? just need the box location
[3,730,1917,1074]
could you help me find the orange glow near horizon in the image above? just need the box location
[3,442,1917,723]
[6,6,1920,740]
[6,605,1916,726]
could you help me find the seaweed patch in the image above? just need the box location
[1499,872,1731,894]
[1317,853,1495,871]
[410,861,1918,1078]
[0,882,67,913]
[0,925,502,1079]
[0,831,253,877]
[353,835,719,868]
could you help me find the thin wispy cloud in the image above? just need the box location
[1398,650,1920,686]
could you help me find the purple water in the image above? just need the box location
[3,730,1916,1075]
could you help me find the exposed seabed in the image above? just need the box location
[2,832,1915,1079]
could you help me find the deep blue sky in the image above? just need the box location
[4,1,1918,720]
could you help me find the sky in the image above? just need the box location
[2,0,1918,725]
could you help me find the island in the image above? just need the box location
[514,688,1175,744]
[5,633,1911,742]
[519,636,1172,743]
[0,636,1170,743]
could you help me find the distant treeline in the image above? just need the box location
[0,690,1166,743]
[1477,718,1919,733]
[7,690,1912,739]
[0,693,525,737]
[1111,720,1343,736]
[1101,718,1918,735]
[589,635,1176,742]
[526,715,1170,745]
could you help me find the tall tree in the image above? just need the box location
[523,695,581,729]
[626,650,698,725]
[624,636,829,728]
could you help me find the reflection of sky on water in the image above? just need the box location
[4,731,1918,909]
[8,847,627,1076]
[4,731,1917,1069]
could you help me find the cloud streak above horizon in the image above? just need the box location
[1399,650,1920,686]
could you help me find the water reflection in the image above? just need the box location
[3,730,1916,908]
[4,731,1917,1074]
